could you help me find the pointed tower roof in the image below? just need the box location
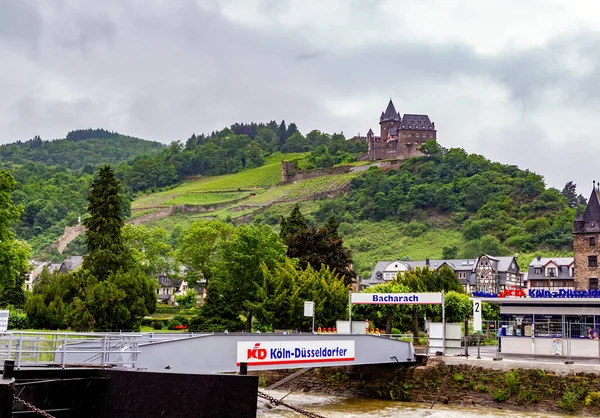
[576,188,600,233]
[367,128,374,135]
[583,189,600,224]
[380,99,401,122]
[576,207,584,222]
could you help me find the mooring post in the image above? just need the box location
[0,360,15,417]
[239,362,248,376]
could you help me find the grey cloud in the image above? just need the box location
[0,0,42,53]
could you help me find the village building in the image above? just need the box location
[358,99,437,161]
[527,256,574,291]
[362,255,522,294]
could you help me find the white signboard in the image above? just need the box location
[0,310,9,332]
[236,340,355,366]
[304,301,314,317]
[473,299,482,332]
[351,292,442,305]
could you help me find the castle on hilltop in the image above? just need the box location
[360,99,437,161]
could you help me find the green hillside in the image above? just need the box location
[0,129,165,171]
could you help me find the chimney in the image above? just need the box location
[536,255,541,261]
[425,258,430,266]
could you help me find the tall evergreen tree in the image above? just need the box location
[277,120,288,148]
[83,165,131,281]
[280,204,308,238]
[561,181,578,208]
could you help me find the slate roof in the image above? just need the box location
[401,114,435,130]
[576,189,600,233]
[529,257,574,268]
[527,257,574,281]
[380,99,401,122]
[59,256,83,274]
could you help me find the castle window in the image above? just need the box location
[589,256,598,267]
[591,237,597,246]
[416,133,420,137]
[590,278,599,289]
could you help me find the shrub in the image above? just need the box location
[492,389,508,402]
[585,391,600,407]
[453,374,464,383]
[517,389,538,404]
[152,319,166,330]
[8,310,28,330]
[505,370,519,395]
[559,389,580,413]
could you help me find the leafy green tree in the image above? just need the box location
[176,220,234,287]
[122,224,175,276]
[249,259,348,332]
[83,166,131,281]
[215,224,287,331]
[419,140,442,157]
[0,170,30,307]
[175,289,198,309]
[442,245,458,260]
[285,226,356,286]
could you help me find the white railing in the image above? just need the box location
[0,331,211,370]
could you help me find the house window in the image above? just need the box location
[590,278,599,290]
[591,237,597,246]
[547,267,556,277]
[416,133,420,138]
[534,267,542,274]
[589,256,598,267]
[458,272,466,279]
[571,267,575,277]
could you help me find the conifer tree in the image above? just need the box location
[279,204,308,239]
[83,165,131,280]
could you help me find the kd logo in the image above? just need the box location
[247,343,267,360]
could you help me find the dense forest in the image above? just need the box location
[0,129,165,171]
[314,146,585,266]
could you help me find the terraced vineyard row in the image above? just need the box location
[239,172,361,207]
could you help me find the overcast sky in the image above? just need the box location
[1,0,599,194]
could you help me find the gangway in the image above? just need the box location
[0,331,416,373]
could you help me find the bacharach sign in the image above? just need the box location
[236,340,355,367]
[472,289,600,299]
[350,292,442,305]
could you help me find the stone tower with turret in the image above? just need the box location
[574,184,600,289]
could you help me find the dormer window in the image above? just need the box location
[547,267,556,277]
[534,267,542,274]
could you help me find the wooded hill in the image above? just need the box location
[0,129,165,171]
[1,123,584,281]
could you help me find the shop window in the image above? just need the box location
[590,237,597,246]
[503,315,533,337]
[589,256,598,267]
[534,315,563,338]
[566,316,596,338]
[590,278,599,289]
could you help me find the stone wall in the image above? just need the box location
[52,225,87,253]
[573,232,600,288]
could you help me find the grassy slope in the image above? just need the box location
[340,221,464,278]
[132,152,307,209]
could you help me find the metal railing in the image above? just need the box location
[0,331,211,369]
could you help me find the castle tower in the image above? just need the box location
[573,185,600,289]
[379,99,401,141]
